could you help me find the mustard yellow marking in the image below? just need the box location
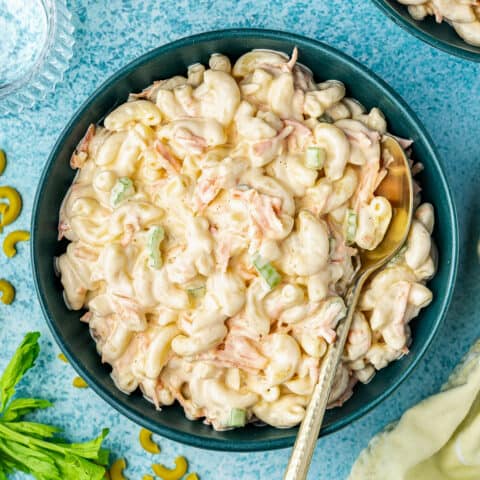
[0,279,15,304]
[186,474,200,480]
[72,376,88,388]
[57,353,68,363]
[109,458,127,480]
[142,476,154,480]
[3,230,30,258]
[152,456,188,480]
[139,428,161,454]
[0,150,6,176]
[0,186,22,230]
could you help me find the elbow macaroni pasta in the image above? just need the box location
[57,48,436,430]
[396,0,480,46]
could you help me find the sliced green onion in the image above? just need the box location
[236,183,251,191]
[110,177,135,207]
[345,209,357,245]
[253,253,281,289]
[305,146,325,170]
[227,408,247,428]
[147,225,165,269]
[186,285,206,298]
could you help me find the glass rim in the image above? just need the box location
[0,0,74,114]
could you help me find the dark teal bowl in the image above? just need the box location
[372,0,480,61]
[31,29,458,451]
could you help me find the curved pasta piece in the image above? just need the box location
[253,394,308,428]
[242,278,271,338]
[404,219,431,270]
[335,118,381,167]
[104,100,162,131]
[157,118,227,156]
[280,210,329,276]
[355,196,392,251]
[453,19,480,46]
[304,80,345,117]
[432,0,476,23]
[262,333,301,385]
[144,325,180,378]
[240,169,295,216]
[267,153,318,197]
[194,70,241,125]
[207,271,246,317]
[345,311,372,362]
[152,269,189,310]
[232,50,289,78]
[313,123,349,180]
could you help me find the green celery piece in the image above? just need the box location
[345,209,357,244]
[54,428,109,462]
[186,285,206,298]
[7,421,60,439]
[0,439,60,479]
[2,398,52,422]
[0,454,17,475]
[305,146,325,170]
[147,225,165,269]
[96,447,111,467]
[0,333,110,478]
[110,177,135,207]
[0,332,40,412]
[227,408,246,428]
[0,423,109,461]
[51,452,108,480]
[253,254,281,289]
[0,461,8,480]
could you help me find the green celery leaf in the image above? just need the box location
[0,439,61,479]
[0,332,40,412]
[0,459,9,480]
[53,428,110,461]
[2,398,52,422]
[49,451,108,480]
[0,423,109,464]
[0,333,110,479]
[96,447,110,467]
[0,453,17,474]
[7,421,60,439]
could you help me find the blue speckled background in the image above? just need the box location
[0,1,479,479]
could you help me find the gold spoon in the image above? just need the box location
[284,135,414,480]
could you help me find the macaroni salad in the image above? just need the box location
[57,49,436,430]
[397,0,480,46]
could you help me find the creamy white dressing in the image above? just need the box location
[57,49,435,431]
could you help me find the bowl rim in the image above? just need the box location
[31,27,459,451]
[370,0,480,62]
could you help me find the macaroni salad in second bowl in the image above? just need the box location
[396,0,480,46]
[56,48,436,431]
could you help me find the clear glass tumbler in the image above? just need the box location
[0,0,74,115]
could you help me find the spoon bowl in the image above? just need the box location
[284,136,414,480]
[359,135,414,274]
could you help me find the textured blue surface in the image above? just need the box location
[0,1,478,479]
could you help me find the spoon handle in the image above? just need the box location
[284,285,362,480]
